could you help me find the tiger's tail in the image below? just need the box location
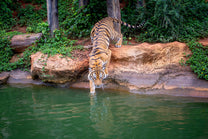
[113,18,145,29]
[121,20,145,29]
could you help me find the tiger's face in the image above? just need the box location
[88,61,107,88]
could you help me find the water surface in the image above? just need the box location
[1,85,208,139]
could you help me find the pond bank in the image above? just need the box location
[1,39,208,98]
[1,69,208,98]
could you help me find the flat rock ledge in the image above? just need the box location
[0,69,43,86]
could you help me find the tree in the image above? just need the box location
[47,0,59,37]
[107,0,121,33]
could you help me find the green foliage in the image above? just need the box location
[0,30,13,71]
[0,22,82,72]
[134,0,208,42]
[37,28,78,57]
[0,1,15,30]
[0,0,46,31]
[61,0,107,38]
[186,41,208,80]
[17,4,46,27]
[6,31,23,38]
[23,22,81,69]
[0,30,34,72]
[35,22,50,36]
[58,0,73,23]
[121,0,143,37]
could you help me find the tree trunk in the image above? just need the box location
[47,0,59,37]
[107,0,121,33]
[79,0,89,8]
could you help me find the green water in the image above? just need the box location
[1,85,208,139]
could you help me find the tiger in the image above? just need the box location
[88,17,144,93]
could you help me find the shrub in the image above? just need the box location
[0,1,15,30]
[61,0,107,38]
[135,0,208,42]
[0,31,13,66]
[21,23,81,70]
[17,4,46,27]
[186,41,208,80]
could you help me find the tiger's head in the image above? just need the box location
[88,60,107,88]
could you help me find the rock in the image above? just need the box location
[0,72,10,84]
[7,69,42,85]
[10,53,24,63]
[106,42,193,90]
[10,33,42,53]
[31,51,89,83]
[72,41,208,96]
[199,38,208,46]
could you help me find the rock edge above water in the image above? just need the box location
[1,41,208,98]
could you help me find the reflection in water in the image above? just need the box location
[90,93,114,138]
[1,86,208,139]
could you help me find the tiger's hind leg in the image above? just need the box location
[114,33,123,48]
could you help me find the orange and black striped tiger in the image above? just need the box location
[88,17,144,93]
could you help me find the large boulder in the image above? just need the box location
[11,33,42,53]
[31,51,89,83]
[107,42,191,89]
[106,42,208,93]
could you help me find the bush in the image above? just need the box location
[0,21,82,72]
[0,31,13,65]
[135,0,208,42]
[61,0,107,38]
[186,41,208,80]
[0,30,22,72]
[58,0,73,23]
[17,4,46,27]
[0,1,15,30]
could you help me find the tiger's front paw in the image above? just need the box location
[90,90,95,94]
[90,87,95,94]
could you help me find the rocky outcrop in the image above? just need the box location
[8,69,42,84]
[106,42,192,90]
[199,38,208,46]
[0,72,10,84]
[30,41,208,96]
[11,33,42,53]
[71,42,208,96]
[31,51,89,83]
[0,70,42,85]
[9,53,24,63]
[2,39,207,97]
